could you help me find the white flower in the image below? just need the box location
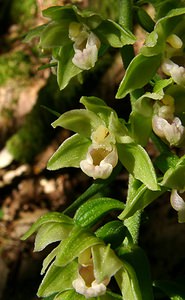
[152,115,185,146]
[170,190,185,223]
[69,22,101,70]
[72,245,121,298]
[80,124,118,179]
[162,34,185,86]
[80,144,118,179]
[161,59,185,87]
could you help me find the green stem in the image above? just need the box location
[119,0,135,69]
[123,175,142,245]
[119,0,133,30]
[119,1,142,245]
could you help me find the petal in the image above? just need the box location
[170,190,185,223]
[170,190,185,211]
[162,59,185,87]
[72,276,107,298]
[152,115,168,138]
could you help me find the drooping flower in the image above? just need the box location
[152,115,185,146]
[72,245,122,298]
[170,189,185,223]
[47,96,159,190]
[69,22,101,70]
[25,5,135,90]
[161,34,185,87]
[80,125,118,179]
[152,95,185,146]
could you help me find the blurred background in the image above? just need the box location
[0,1,185,299]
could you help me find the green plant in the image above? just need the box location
[21,1,185,299]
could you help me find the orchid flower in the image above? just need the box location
[162,34,185,86]
[152,95,185,146]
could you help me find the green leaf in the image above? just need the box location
[42,5,77,22]
[41,246,59,275]
[95,221,126,248]
[92,244,123,283]
[118,246,154,300]
[24,24,47,42]
[80,96,113,125]
[80,97,131,141]
[37,261,78,297]
[103,291,123,300]
[34,222,73,252]
[116,54,162,99]
[57,44,82,90]
[161,155,185,190]
[40,21,71,48]
[154,279,185,300]
[153,78,173,94]
[54,290,88,300]
[55,226,103,266]
[136,7,155,33]
[52,109,101,137]
[119,178,165,220]
[21,212,73,240]
[94,19,136,47]
[117,143,159,191]
[129,93,157,146]
[47,134,91,170]
[42,295,56,300]
[115,262,142,300]
[43,5,102,29]
[74,197,125,228]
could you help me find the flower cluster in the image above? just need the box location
[21,212,125,299]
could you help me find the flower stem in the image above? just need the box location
[119,0,133,30]
[64,163,122,215]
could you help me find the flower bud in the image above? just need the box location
[170,190,185,223]
[72,32,101,70]
[166,34,183,49]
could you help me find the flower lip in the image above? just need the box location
[72,276,107,298]
[80,144,118,179]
